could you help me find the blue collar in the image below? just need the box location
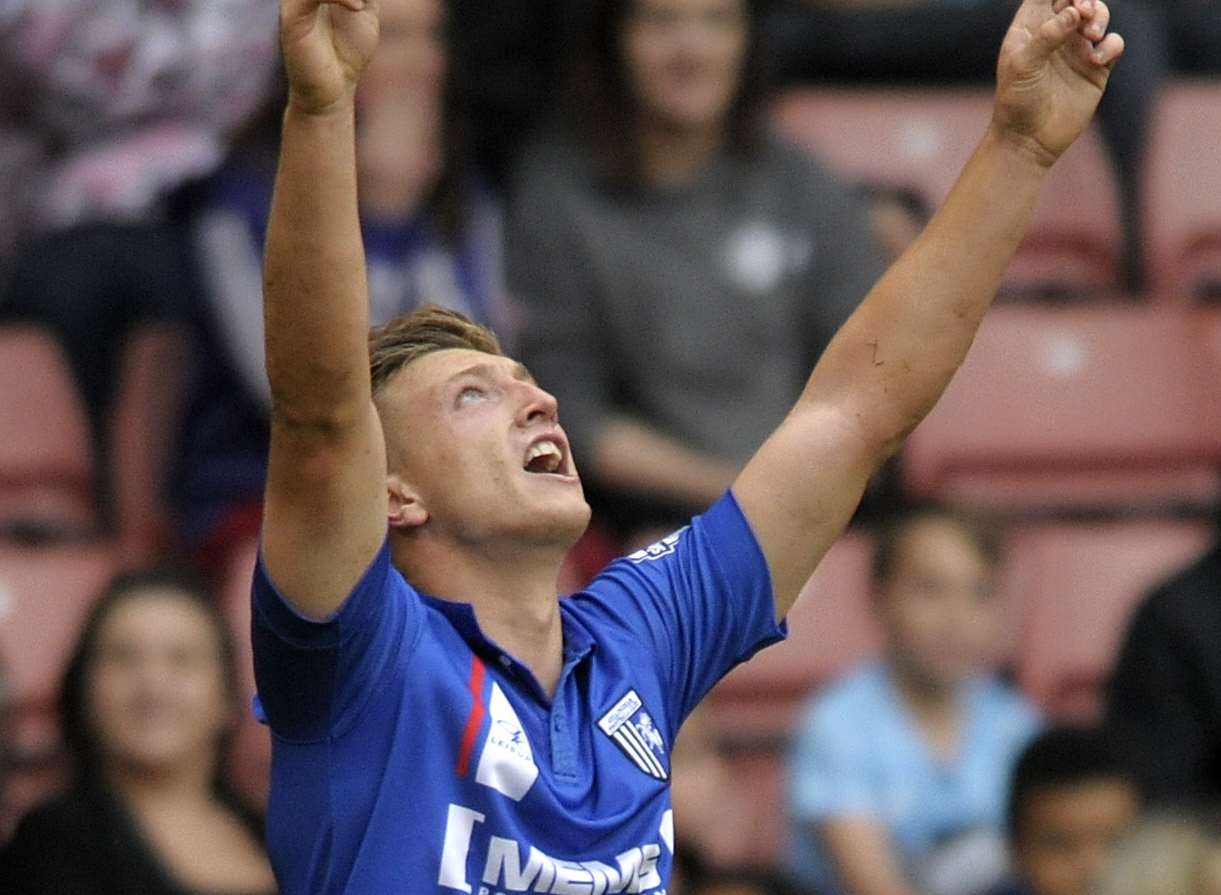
[418,594,596,704]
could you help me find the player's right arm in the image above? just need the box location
[260,0,386,619]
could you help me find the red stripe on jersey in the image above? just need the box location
[455,656,486,777]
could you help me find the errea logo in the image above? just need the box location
[626,528,689,564]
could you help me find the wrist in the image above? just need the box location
[984,122,1059,171]
[286,88,358,120]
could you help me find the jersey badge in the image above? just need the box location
[598,690,669,781]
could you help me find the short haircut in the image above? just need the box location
[871,500,1002,586]
[1007,726,1138,842]
[368,305,503,395]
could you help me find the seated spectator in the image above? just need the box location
[1096,815,1221,895]
[1105,527,1221,807]
[178,0,509,562]
[509,0,884,537]
[787,502,1041,895]
[985,726,1141,895]
[0,570,275,894]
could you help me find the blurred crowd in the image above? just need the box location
[0,0,1220,892]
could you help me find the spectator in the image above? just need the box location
[763,0,1167,289]
[509,0,884,537]
[0,0,280,556]
[787,502,1040,895]
[1106,529,1221,807]
[0,570,275,894]
[985,726,1141,895]
[1096,816,1221,895]
[0,0,277,265]
[178,0,509,562]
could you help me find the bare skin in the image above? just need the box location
[261,0,1122,712]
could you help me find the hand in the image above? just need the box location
[280,0,379,114]
[992,0,1125,165]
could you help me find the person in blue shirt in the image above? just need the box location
[787,503,1041,895]
[255,0,1124,890]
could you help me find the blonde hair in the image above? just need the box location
[368,305,502,395]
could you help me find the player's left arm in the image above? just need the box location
[733,0,1123,618]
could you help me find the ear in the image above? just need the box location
[387,474,428,530]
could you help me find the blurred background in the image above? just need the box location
[0,1,1219,894]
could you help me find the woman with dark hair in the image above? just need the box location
[0,571,276,894]
[508,0,885,539]
[175,0,509,565]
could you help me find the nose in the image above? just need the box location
[515,382,559,428]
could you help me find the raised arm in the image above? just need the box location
[734,0,1123,616]
[260,0,387,618]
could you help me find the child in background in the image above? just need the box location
[987,726,1141,895]
[787,502,1041,895]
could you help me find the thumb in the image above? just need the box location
[1027,3,1082,63]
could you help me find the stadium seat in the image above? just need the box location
[0,326,96,540]
[772,87,1124,297]
[712,533,879,741]
[903,305,1221,514]
[1008,518,1212,718]
[1144,81,1221,301]
[109,323,193,564]
[0,544,117,745]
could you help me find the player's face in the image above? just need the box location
[874,518,1002,691]
[86,590,231,777]
[622,0,748,134]
[1014,781,1140,895]
[380,349,591,549]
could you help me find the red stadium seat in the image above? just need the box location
[1008,519,1212,718]
[712,534,879,741]
[1144,81,1221,301]
[771,87,1124,297]
[0,326,96,539]
[109,323,193,564]
[903,305,1221,514]
[0,543,116,739]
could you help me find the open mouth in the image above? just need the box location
[523,437,566,475]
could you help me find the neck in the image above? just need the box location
[394,536,567,698]
[889,657,961,718]
[635,117,726,188]
[106,749,217,808]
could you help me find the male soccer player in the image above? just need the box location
[254,0,1123,891]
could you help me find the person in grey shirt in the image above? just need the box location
[508,0,885,534]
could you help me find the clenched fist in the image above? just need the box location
[280,0,380,114]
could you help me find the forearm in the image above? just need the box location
[263,99,370,425]
[803,128,1051,452]
[591,417,739,510]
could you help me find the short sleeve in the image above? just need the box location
[789,696,877,823]
[250,538,422,743]
[573,490,786,725]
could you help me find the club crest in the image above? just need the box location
[597,690,669,781]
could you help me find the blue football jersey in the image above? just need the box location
[251,490,785,893]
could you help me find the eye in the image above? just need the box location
[457,385,487,407]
